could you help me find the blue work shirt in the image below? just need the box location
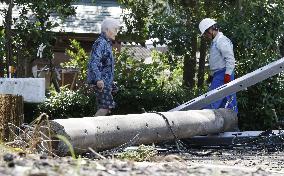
[87,32,115,87]
[209,32,235,75]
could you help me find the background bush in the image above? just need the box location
[36,86,97,119]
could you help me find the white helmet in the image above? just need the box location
[199,18,217,35]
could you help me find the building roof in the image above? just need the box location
[122,45,151,60]
[0,0,122,34]
[122,43,168,61]
[51,0,122,33]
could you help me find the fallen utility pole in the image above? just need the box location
[170,57,284,111]
[45,109,237,156]
[183,130,284,148]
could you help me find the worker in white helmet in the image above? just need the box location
[199,18,238,113]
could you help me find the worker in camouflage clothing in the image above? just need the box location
[87,18,120,116]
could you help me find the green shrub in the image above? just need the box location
[113,87,196,114]
[61,39,89,81]
[37,86,97,119]
[113,48,201,114]
[238,78,284,130]
[115,48,183,91]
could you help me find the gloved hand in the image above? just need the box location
[224,74,231,84]
[206,75,213,84]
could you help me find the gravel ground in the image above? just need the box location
[1,148,284,176]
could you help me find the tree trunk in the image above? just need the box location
[16,52,25,78]
[183,35,197,88]
[0,94,24,141]
[26,58,34,77]
[197,37,207,87]
[183,55,193,88]
[5,0,13,77]
[182,0,198,88]
[197,0,211,88]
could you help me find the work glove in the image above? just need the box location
[206,75,213,84]
[224,74,231,84]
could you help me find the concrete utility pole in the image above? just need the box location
[46,109,237,156]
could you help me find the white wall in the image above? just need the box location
[0,78,45,103]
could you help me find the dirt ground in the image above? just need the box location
[1,145,284,176]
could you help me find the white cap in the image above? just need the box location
[199,18,217,35]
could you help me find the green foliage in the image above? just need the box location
[1,0,76,77]
[118,0,195,55]
[118,0,233,55]
[37,86,97,119]
[115,48,183,91]
[113,48,196,114]
[62,39,89,81]
[13,15,56,65]
[15,0,76,19]
[112,35,209,113]
[117,144,158,162]
[218,0,284,130]
[118,0,284,130]
[118,0,151,43]
[37,84,195,119]
[113,87,196,114]
[237,78,284,130]
[117,0,228,89]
